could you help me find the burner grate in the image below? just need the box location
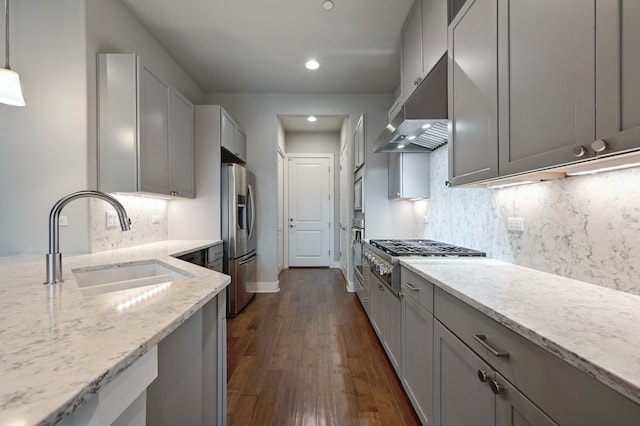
[369,239,485,257]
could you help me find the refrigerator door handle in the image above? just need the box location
[247,183,256,242]
[238,255,256,266]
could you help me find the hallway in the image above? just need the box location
[227,268,419,425]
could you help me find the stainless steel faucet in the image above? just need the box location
[45,190,131,285]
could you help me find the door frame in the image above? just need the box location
[277,147,285,274]
[285,152,335,268]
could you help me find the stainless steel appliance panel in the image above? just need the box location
[222,164,257,260]
[228,253,256,316]
[222,163,257,317]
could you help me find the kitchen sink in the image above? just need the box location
[72,259,193,296]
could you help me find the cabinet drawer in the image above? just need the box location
[434,287,640,425]
[208,243,223,261]
[401,267,434,313]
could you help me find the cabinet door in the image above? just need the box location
[595,0,640,155]
[403,295,434,426]
[421,0,447,75]
[495,372,557,426]
[169,89,195,198]
[447,0,499,186]
[498,0,595,175]
[139,65,170,195]
[388,152,402,198]
[434,320,495,426]
[402,1,423,103]
[234,127,247,162]
[370,278,385,338]
[383,288,402,374]
[353,115,365,170]
[221,111,235,154]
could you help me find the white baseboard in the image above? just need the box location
[345,279,355,293]
[254,281,280,293]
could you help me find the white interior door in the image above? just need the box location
[288,155,332,267]
[277,149,285,273]
[339,145,350,277]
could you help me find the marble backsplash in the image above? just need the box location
[423,146,640,295]
[90,195,168,252]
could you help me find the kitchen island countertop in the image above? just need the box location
[0,240,229,425]
[401,257,640,407]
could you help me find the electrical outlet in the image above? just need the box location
[106,211,118,228]
[507,217,524,232]
[152,214,161,224]
[59,216,68,227]
[423,215,429,224]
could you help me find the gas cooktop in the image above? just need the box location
[369,239,486,258]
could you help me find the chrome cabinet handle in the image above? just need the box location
[591,138,608,153]
[572,145,587,158]
[473,334,510,358]
[477,369,490,383]
[490,380,504,395]
[404,282,419,292]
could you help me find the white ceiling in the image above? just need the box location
[120,0,414,94]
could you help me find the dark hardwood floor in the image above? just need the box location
[227,268,419,425]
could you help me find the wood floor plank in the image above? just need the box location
[227,268,419,425]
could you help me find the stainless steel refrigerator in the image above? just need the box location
[221,163,257,316]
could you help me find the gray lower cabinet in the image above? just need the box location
[146,290,227,425]
[434,319,496,425]
[370,278,385,338]
[383,285,402,375]
[434,320,555,426]
[402,294,433,425]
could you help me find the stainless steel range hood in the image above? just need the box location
[374,54,448,153]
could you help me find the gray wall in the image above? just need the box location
[0,0,204,257]
[0,0,89,256]
[285,131,341,262]
[206,92,393,286]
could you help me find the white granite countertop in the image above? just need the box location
[401,257,640,407]
[0,240,229,426]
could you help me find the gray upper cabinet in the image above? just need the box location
[353,114,365,171]
[220,109,246,163]
[98,53,195,198]
[595,1,640,157]
[402,2,423,103]
[169,89,195,198]
[498,0,596,177]
[402,0,448,104]
[139,66,170,195]
[388,152,430,199]
[449,0,640,186]
[447,0,499,186]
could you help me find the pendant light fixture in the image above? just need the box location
[0,0,25,106]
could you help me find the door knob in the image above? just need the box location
[289,224,295,228]
[289,218,294,222]
[477,369,490,383]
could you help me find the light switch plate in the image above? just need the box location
[106,211,118,228]
[59,216,68,227]
[151,214,160,224]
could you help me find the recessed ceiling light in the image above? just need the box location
[422,123,432,130]
[307,115,317,122]
[305,59,320,70]
[397,144,405,149]
[407,135,417,141]
[322,0,334,10]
